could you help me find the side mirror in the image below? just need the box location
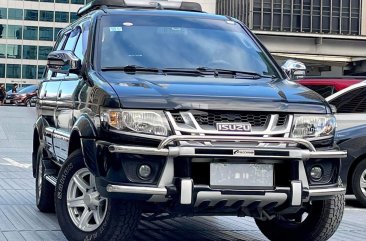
[47,50,81,75]
[281,59,306,81]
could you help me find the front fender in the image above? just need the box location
[70,115,99,176]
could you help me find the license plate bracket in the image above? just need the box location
[210,163,274,189]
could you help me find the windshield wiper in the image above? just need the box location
[196,67,276,79]
[101,65,161,74]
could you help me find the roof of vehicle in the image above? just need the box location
[325,80,366,102]
[78,0,204,16]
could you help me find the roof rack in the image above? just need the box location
[77,0,203,16]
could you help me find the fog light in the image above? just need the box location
[138,164,152,179]
[310,166,323,180]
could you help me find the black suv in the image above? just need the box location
[32,1,347,241]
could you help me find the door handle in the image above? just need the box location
[43,90,47,97]
[58,90,62,98]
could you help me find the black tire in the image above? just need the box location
[55,149,141,241]
[35,145,55,212]
[255,194,345,241]
[352,159,366,207]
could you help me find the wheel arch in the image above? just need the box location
[69,115,99,176]
[347,154,366,193]
[32,117,48,178]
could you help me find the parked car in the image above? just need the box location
[326,81,366,206]
[4,85,38,106]
[298,77,364,98]
[32,1,346,241]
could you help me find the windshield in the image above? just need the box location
[18,85,37,93]
[97,14,279,78]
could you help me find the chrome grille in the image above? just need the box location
[171,112,287,127]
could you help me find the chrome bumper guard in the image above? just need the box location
[108,135,347,160]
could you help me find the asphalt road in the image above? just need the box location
[0,106,365,241]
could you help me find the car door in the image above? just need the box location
[327,83,366,131]
[53,21,90,163]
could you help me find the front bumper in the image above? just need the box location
[95,135,346,209]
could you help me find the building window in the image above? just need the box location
[70,12,79,22]
[24,10,39,21]
[8,9,23,20]
[23,45,38,60]
[54,27,63,40]
[24,26,38,40]
[0,44,5,58]
[71,0,84,3]
[56,0,69,3]
[55,11,69,23]
[38,46,53,60]
[23,65,37,79]
[0,8,7,19]
[7,45,22,59]
[7,25,23,39]
[216,0,361,35]
[38,65,46,79]
[40,0,54,2]
[6,64,21,78]
[0,25,5,39]
[0,64,4,78]
[40,11,54,22]
[39,27,53,41]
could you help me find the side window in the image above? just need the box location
[64,28,81,51]
[329,87,366,113]
[74,22,90,61]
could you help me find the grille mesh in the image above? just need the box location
[172,112,273,127]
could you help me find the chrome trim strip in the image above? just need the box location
[106,184,167,195]
[108,145,347,159]
[308,187,346,197]
[158,135,317,151]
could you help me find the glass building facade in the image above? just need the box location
[216,0,361,35]
[0,0,88,91]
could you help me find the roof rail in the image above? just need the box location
[77,0,203,16]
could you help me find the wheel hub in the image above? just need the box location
[360,169,366,196]
[66,168,108,232]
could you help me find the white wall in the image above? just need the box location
[195,0,216,13]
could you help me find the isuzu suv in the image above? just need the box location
[32,1,347,241]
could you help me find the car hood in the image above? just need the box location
[100,72,329,113]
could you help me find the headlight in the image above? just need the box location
[101,109,170,136]
[291,115,336,139]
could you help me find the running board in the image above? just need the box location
[45,175,57,186]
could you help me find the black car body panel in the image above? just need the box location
[336,125,366,190]
[101,72,330,113]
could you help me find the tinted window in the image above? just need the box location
[7,25,22,39]
[55,34,67,50]
[329,87,366,113]
[40,11,54,22]
[0,64,4,78]
[39,27,53,41]
[55,12,69,23]
[8,9,23,20]
[0,44,5,57]
[23,45,38,59]
[38,65,46,79]
[75,22,90,61]
[38,46,53,60]
[24,26,38,40]
[6,64,21,78]
[0,8,7,19]
[7,44,22,59]
[22,65,37,79]
[24,10,38,21]
[98,15,278,77]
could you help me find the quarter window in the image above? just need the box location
[64,28,81,51]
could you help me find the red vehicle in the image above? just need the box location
[297,77,364,98]
[4,85,38,106]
